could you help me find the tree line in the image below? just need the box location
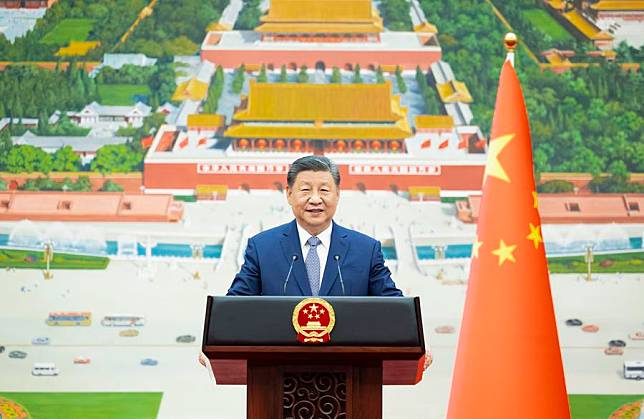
[119,0,229,57]
[420,0,643,189]
[0,0,148,61]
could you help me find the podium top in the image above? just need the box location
[203,296,423,347]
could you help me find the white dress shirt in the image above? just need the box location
[296,222,333,285]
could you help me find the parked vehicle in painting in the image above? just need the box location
[32,363,59,376]
[32,336,50,345]
[9,350,27,359]
[47,311,92,326]
[140,358,158,366]
[176,335,196,343]
[623,361,644,380]
[102,315,145,327]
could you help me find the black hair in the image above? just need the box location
[287,155,341,188]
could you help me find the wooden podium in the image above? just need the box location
[202,296,426,419]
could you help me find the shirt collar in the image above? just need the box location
[296,221,333,249]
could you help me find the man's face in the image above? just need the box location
[286,170,340,236]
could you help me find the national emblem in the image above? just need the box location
[292,298,336,344]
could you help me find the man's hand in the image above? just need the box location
[423,352,433,371]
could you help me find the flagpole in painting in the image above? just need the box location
[446,34,571,419]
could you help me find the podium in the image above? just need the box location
[202,296,426,419]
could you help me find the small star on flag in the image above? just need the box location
[491,239,517,266]
[526,223,543,249]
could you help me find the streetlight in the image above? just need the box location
[584,245,594,282]
[43,241,54,280]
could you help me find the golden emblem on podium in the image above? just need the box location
[292,298,336,344]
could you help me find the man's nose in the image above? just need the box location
[308,193,323,204]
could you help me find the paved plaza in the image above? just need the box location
[1,191,643,418]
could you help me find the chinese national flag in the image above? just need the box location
[447,61,570,418]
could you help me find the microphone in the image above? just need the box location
[334,255,346,296]
[283,255,298,295]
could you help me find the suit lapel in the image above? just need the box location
[319,222,349,296]
[280,220,310,295]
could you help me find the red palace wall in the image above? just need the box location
[144,162,484,192]
[200,49,442,71]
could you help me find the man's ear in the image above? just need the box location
[285,185,292,205]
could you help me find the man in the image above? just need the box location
[227,155,403,297]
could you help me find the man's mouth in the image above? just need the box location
[306,209,324,214]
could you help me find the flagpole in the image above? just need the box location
[504,32,517,67]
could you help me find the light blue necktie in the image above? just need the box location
[305,236,322,296]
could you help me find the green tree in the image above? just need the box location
[0,177,7,191]
[100,179,124,192]
[0,129,13,171]
[352,64,363,83]
[257,64,268,83]
[6,145,53,174]
[330,67,342,84]
[279,65,288,82]
[376,66,385,83]
[395,66,407,94]
[297,65,309,83]
[537,180,575,193]
[231,64,246,94]
[72,175,92,191]
[235,0,261,30]
[90,144,143,174]
[51,146,81,172]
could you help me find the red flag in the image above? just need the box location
[439,139,449,149]
[447,61,570,418]
[421,139,431,149]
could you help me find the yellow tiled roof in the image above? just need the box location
[234,80,406,122]
[562,10,614,41]
[436,80,473,103]
[261,0,377,22]
[545,0,566,10]
[224,121,411,140]
[256,22,383,33]
[56,41,101,57]
[413,22,438,33]
[415,115,454,129]
[590,1,644,11]
[187,114,225,128]
[172,79,209,101]
[207,22,233,31]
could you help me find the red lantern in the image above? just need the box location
[336,141,346,152]
[370,140,382,151]
[292,139,303,151]
[275,139,286,150]
[256,139,267,150]
[238,139,249,149]
[390,141,400,151]
[354,140,364,151]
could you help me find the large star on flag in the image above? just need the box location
[491,239,517,266]
[483,134,515,185]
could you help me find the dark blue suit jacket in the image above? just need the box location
[227,220,403,296]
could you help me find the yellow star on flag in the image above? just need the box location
[526,223,543,249]
[532,191,539,209]
[483,134,515,185]
[472,238,483,259]
[491,239,517,266]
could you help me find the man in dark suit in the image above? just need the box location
[227,155,403,297]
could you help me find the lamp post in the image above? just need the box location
[584,245,594,282]
[43,241,54,280]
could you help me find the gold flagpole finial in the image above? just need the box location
[504,33,517,66]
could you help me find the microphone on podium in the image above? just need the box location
[283,255,298,295]
[334,255,346,296]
